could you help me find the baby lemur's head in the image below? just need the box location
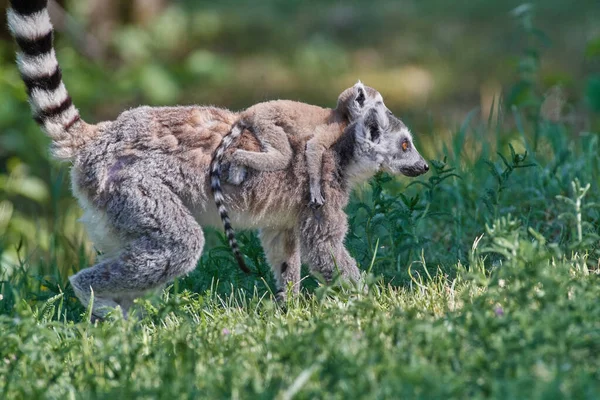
[338,81,429,179]
[336,81,385,120]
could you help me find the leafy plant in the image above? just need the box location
[556,179,600,261]
[482,143,536,218]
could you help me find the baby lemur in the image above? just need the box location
[8,0,429,319]
[219,81,384,209]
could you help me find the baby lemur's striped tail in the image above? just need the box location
[7,0,92,160]
[210,122,251,274]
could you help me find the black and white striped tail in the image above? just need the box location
[210,122,251,274]
[7,0,83,160]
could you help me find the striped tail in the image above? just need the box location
[7,0,90,160]
[210,122,251,274]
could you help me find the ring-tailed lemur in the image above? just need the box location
[209,83,392,273]
[7,0,429,320]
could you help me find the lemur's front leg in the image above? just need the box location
[259,228,301,301]
[305,123,344,209]
[298,205,362,284]
[305,139,326,208]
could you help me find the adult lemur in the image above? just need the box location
[7,0,429,319]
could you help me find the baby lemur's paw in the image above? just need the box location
[309,193,325,209]
[228,163,247,185]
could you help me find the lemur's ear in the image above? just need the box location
[363,108,381,143]
[345,80,367,121]
[353,112,380,148]
[354,81,366,108]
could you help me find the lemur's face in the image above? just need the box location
[377,112,429,177]
[344,82,429,178]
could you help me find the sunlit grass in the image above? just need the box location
[1,99,599,396]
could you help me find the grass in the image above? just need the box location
[1,255,599,398]
[1,103,599,398]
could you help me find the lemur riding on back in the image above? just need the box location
[211,82,387,209]
[8,0,429,320]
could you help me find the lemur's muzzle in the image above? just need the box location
[400,156,429,176]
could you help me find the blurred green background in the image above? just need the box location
[0,0,599,279]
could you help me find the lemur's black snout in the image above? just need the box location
[413,160,429,176]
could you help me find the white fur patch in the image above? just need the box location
[72,174,126,260]
[230,125,243,138]
[227,164,247,185]
[214,148,224,159]
[16,50,58,78]
[222,135,233,147]
[43,105,79,136]
[43,122,67,139]
[50,145,73,160]
[52,104,79,124]
[7,9,52,39]
[214,191,224,203]
[30,82,69,112]
[345,158,380,185]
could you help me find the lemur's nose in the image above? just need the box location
[423,163,429,172]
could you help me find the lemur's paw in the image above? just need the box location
[228,163,247,185]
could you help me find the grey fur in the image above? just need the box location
[8,1,429,319]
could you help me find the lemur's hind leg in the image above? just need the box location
[259,228,301,301]
[231,122,292,172]
[70,178,204,319]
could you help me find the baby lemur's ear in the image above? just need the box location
[346,81,367,120]
[354,81,366,108]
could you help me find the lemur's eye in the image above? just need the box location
[402,140,409,151]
